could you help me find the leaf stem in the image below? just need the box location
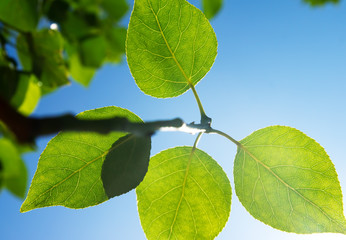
[209,128,241,147]
[189,83,211,126]
[193,132,203,148]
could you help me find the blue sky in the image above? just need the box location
[1,0,346,239]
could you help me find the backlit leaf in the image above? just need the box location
[202,0,223,19]
[127,0,217,98]
[17,30,69,94]
[0,0,38,32]
[234,126,346,233]
[10,74,41,116]
[101,0,129,21]
[69,52,96,86]
[21,106,150,212]
[104,27,127,63]
[0,138,27,198]
[137,147,231,239]
[80,36,107,68]
[101,134,151,198]
[303,0,339,6]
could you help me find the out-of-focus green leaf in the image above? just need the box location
[21,106,147,212]
[137,147,231,239]
[202,0,223,19]
[303,0,339,6]
[0,0,38,32]
[127,0,217,98]
[44,0,70,23]
[234,126,346,233]
[101,0,129,21]
[0,66,18,100]
[17,30,69,94]
[101,134,151,198]
[66,45,96,86]
[0,122,36,153]
[0,158,3,189]
[104,27,126,63]
[10,74,41,116]
[0,138,27,198]
[60,12,95,41]
[80,35,107,68]
[0,49,8,66]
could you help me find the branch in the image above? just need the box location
[0,97,203,143]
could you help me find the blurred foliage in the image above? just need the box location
[0,138,27,198]
[304,0,340,6]
[203,0,223,19]
[0,0,129,199]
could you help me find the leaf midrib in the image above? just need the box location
[167,150,196,240]
[239,144,344,230]
[22,135,133,211]
[147,0,194,88]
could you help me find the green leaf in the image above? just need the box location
[44,0,70,23]
[60,11,96,41]
[202,0,223,19]
[21,106,148,212]
[101,134,151,198]
[17,30,69,94]
[0,0,38,32]
[0,138,27,198]
[10,74,41,116]
[0,68,40,115]
[101,0,129,21]
[126,0,217,98]
[0,121,36,154]
[66,45,96,87]
[303,0,339,6]
[79,35,107,68]
[0,66,19,101]
[234,126,346,233]
[104,27,126,63]
[0,160,3,190]
[137,147,231,239]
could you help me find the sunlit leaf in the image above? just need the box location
[104,27,126,63]
[137,147,231,239]
[101,134,151,198]
[101,0,129,21]
[0,0,38,32]
[202,0,223,19]
[234,126,346,233]
[10,74,40,116]
[17,29,69,94]
[21,106,149,212]
[0,161,3,190]
[67,45,96,86]
[303,0,339,6]
[0,138,27,198]
[0,122,36,154]
[127,0,217,98]
[79,35,107,68]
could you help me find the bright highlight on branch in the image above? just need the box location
[160,123,206,135]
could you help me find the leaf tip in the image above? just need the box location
[20,200,31,213]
